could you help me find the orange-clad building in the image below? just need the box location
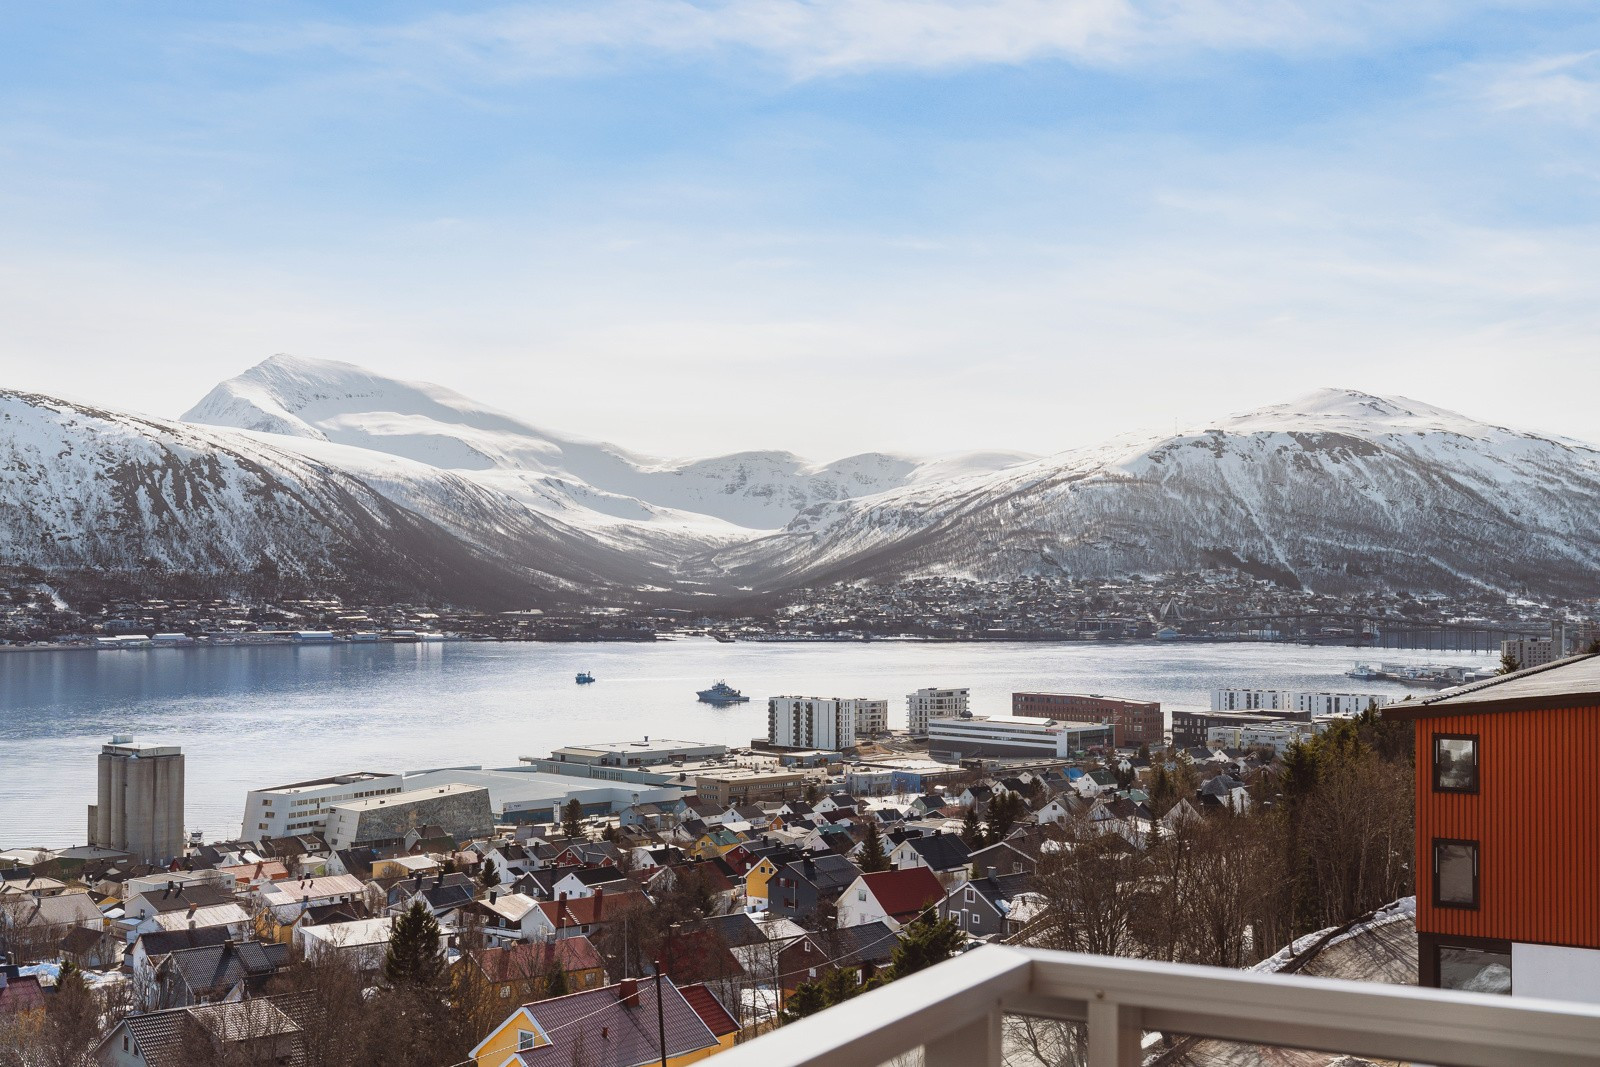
[1384,653,1600,1001]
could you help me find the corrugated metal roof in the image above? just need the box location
[1387,653,1600,718]
[511,977,718,1067]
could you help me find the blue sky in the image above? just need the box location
[2,2,1598,458]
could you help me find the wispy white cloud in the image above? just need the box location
[1468,50,1600,124]
[221,0,1521,81]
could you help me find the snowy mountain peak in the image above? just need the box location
[1217,388,1491,439]
[182,356,1032,533]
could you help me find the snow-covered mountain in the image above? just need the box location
[184,355,1033,534]
[703,389,1600,597]
[4,370,1595,607]
[0,390,682,608]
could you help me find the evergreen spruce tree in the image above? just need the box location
[44,959,99,1067]
[960,807,983,847]
[783,978,830,1021]
[886,915,964,979]
[1148,763,1176,815]
[987,791,1021,844]
[478,860,502,893]
[561,798,585,839]
[858,822,891,872]
[543,954,570,999]
[1498,650,1522,675]
[384,899,446,989]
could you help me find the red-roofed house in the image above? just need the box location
[528,888,651,941]
[463,936,608,1003]
[678,982,740,1044]
[836,868,945,931]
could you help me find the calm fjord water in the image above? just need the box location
[0,640,1490,847]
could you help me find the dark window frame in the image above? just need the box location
[1432,837,1480,910]
[1432,732,1480,794]
[1419,931,1513,992]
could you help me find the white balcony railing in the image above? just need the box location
[712,946,1600,1067]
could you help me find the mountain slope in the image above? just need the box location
[183,355,1033,532]
[704,390,1600,597]
[0,390,679,608]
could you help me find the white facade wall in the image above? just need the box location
[768,697,858,751]
[927,716,1063,757]
[1212,690,1387,715]
[1211,689,1294,712]
[1511,943,1600,1005]
[242,773,404,839]
[907,688,969,736]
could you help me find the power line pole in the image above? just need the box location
[655,958,668,1067]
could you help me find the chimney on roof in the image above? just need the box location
[619,978,638,1008]
[435,871,444,889]
[593,887,604,919]
[489,890,497,904]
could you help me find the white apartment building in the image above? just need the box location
[1211,690,1388,715]
[242,772,403,839]
[907,687,969,736]
[767,696,862,751]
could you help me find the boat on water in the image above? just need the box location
[576,671,596,684]
[697,680,749,705]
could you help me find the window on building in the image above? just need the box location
[517,1030,537,1051]
[1438,943,1511,994]
[1434,839,1479,908]
[1433,735,1479,793]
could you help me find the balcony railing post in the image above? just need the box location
[925,1007,1001,1067]
[1086,997,1141,1067]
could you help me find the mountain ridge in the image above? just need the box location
[2,366,1596,607]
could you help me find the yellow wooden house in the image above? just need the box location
[470,976,738,1067]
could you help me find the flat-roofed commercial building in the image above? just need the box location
[1172,708,1308,749]
[695,768,808,806]
[928,716,1112,760]
[325,783,493,849]
[242,772,403,839]
[549,738,728,768]
[1011,693,1163,747]
[398,767,691,824]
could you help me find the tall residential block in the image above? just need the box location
[87,734,185,864]
[1501,637,1558,670]
[767,696,872,751]
[906,687,969,736]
